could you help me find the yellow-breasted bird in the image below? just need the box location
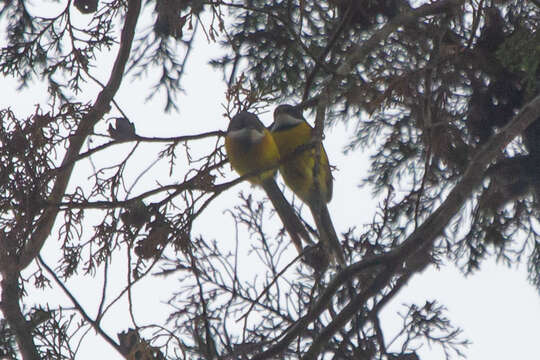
[224,111,312,255]
[271,104,346,265]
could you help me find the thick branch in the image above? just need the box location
[251,93,540,359]
[301,268,397,360]
[15,0,142,271]
[301,93,540,359]
[250,253,392,360]
[0,274,40,360]
[306,96,540,359]
[397,93,540,258]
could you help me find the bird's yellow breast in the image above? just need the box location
[225,129,279,185]
[272,122,332,204]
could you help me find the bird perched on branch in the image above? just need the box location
[271,104,346,265]
[224,111,313,256]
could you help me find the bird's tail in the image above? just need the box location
[310,203,346,265]
[261,179,313,254]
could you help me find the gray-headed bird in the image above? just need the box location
[224,111,313,256]
[271,104,346,265]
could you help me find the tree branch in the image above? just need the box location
[250,253,392,360]
[302,93,540,359]
[337,0,465,76]
[37,255,124,356]
[0,274,40,360]
[15,0,143,271]
[52,130,224,174]
[395,93,540,259]
[301,267,397,360]
[251,92,540,359]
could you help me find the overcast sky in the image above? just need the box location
[1,6,540,359]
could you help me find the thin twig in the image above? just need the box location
[37,255,124,356]
[250,92,540,359]
[17,0,143,272]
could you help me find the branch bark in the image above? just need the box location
[300,93,540,359]
[251,93,540,359]
[0,274,40,360]
[0,2,142,359]
[14,0,142,272]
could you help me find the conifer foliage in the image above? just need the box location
[1,0,540,359]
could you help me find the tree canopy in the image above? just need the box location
[1,0,540,359]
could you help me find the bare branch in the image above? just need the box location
[53,130,224,176]
[16,0,143,271]
[37,255,124,356]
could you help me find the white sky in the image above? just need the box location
[1,4,540,360]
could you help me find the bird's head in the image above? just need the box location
[272,104,304,131]
[227,111,266,144]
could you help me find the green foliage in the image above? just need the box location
[497,28,540,97]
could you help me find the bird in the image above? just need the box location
[271,104,346,265]
[224,111,313,256]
